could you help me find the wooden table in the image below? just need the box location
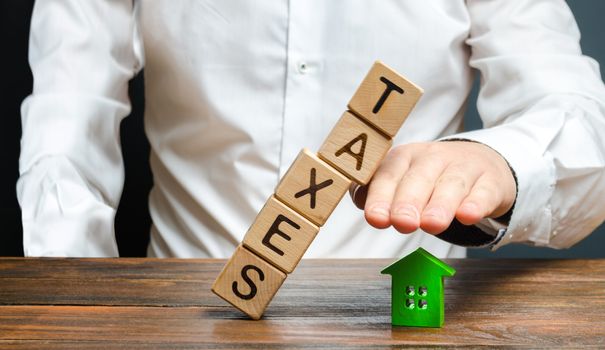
[0,258,603,349]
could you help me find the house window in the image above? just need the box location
[405,286,415,296]
[403,286,429,311]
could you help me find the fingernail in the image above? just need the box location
[423,207,445,220]
[370,204,390,217]
[393,204,419,220]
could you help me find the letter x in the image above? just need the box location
[294,168,333,209]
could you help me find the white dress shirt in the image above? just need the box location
[18,0,605,258]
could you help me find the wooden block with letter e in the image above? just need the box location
[243,196,319,273]
[275,149,351,226]
[318,111,392,185]
[211,245,286,320]
[348,60,424,138]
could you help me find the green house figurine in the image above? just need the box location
[381,247,456,328]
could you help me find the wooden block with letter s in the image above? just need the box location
[275,149,351,226]
[211,245,287,320]
[348,60,424,138]
[242,196,319,274]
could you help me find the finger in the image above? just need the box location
[456,175,503,225]
[364,147,412,229]
[390,156,447,233]
[420,165,482,234]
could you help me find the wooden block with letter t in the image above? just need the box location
[243,196,319,274]
[211,245,286,320]
[275,149,351,226]
[318,111,392,185]
[348,61,423,138]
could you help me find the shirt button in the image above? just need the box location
[297,61,309,74]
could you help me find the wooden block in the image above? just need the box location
[243,196,319,274]
[211,245,286,320]
[275,149,351,226]
[348,61,423,138]
[318,111,392,185]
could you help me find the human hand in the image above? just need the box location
[351,141,517,234]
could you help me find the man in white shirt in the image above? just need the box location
[18,0,605,258]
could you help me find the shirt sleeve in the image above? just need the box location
[17,1,142,256]
[439,0,605,250]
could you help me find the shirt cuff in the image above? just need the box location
[439,115,557,249]
[436,218,507,249]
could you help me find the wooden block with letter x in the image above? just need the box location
[318,111,392,185]
[211,245,286,320]
[243,196,319,274]
[348,61,423,138]
[275,149,351,226]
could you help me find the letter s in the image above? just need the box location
[232,264,265,300]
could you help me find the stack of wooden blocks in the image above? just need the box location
[212,61,423,319]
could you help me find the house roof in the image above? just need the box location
[381,247,456,277]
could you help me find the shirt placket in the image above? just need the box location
[280,0,325,178]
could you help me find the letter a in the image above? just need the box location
[335,133,367,171]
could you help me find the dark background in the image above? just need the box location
[1,0,603,258]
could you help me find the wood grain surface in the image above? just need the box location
[0,258,604,349]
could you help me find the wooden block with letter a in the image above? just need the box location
[348,60,424,138]
[275,149,351,226]
[318,111,392,185]
[243,196,319,274]
[211,245,286,320]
